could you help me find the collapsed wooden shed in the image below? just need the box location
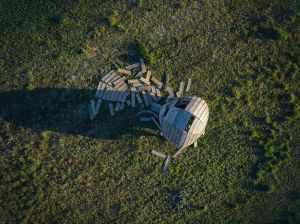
[159,96,209,157]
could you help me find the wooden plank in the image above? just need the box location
[185,97,196,111]
[151,86,158,101]
[131,92,136,108]
[132,83,144,88]
[95,81,103,98]
[131,87,137,92]
[151,150,166,159]
[101,70,115,82]
[95,99,102,113]
[151,117,161,131]
[90,99,96,116]
[177,81,185,97]
[115,102,121,112]
[150,103,161,113]
[113,76,125,86]
[186,78,192,92]
[142,91,149,106]
[126,100,131,106]
[135,93,143,104]
[188,98,203,114]
[137,86,152,91]
[120,103,125,110]
[135,71,143,78]
[192,99,205,115]
[140,77,150,86]
[146,91,153,106]
[117,68,132,75]
[163,155,171,172]
[140,58,146,73]
[105,72,118,83]
[128,79,140,84]
[88,103,94,120]
[119,83,128,91]
[108,103,115,116]
[195,102,208,118]
[139,117,152,122]
[111,74,122,83]
[178,131,187,148]
[125,63,140,70]
[145,71,151,80]
[151,77,163,89]
[121,92,131,102]
[156,88,161,100]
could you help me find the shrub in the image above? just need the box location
[0,59,4,67]
[108,15,117,27]
[267,184,276,193]
[274,27,288,41]
[231,87,241,100]
[137,41,156,65]
[251,130,258,138]
[289,93,296,104]
[265,116,272,124]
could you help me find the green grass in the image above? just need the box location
[0,0,299,223]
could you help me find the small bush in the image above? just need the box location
[265,116,272,124]
[231,87,241,100]
[108,15,117,27]
[0,59,4,67]
[267,184,276,193]
[289,93,296,104]
[137,41,156,65]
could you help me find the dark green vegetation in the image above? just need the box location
[0,0,300,223]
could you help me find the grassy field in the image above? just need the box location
[0,0,300,223]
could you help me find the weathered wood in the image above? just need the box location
[90,99,96,116]
[194,140,198,148]
[135,93,143,104]
[163,155,171,172]
[140,58,146,73]
[151,77,163,89]
[88,104,94,120]
[121,92,131,102]
[137,86,152,91]
[156,88,161,100]
[151,117,161,130]
[105,72,118,83]
[95,81,103,98]
[151,150,166,159]
[95,99,102,113]
[126,100,131,106]
[131,87,137,92]
[120,103,125,110]
[151,86,158,101]
[145,71,151,80]
[117,68,132,75]
[113,76,125,86]
[151,103,161,113]
[177,81,185,97]
[125,63,140,70]
[131,92,136,108]
[132,83,144,88]
[115,102,121,111]
[108,103,115,116]
[128,79,140,84]
[101,70,115,82]
[139,117,152,122]
[146,91,153,106]
[186,78,192,92]
[142,91,149,106]
[135,71,143,78]
[140,77,150,86]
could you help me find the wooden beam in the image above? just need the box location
[140,58,146,73]
[117,68,132,75]
[125,63,140,70]
[163,155,171,172]
[186,78,192,92]
[108,103,115,116]
[151,150,166,159]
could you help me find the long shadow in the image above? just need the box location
[0,88,159,139]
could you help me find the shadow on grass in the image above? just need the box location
[0,88,159,139]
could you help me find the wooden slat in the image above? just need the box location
[137,86,152,91]
[120,103,125,110]
[156,88,161,100]
[128,79,140,84]
[140,58,146,73]
[177,81,185,97]
[95,81,103,98]
[105,72,118,83]
[163,155,171,172]
[151,77,163,89]
[185,96,197,111]
[140,77,150,86]
[115,102,121,111]
[146,91,153,106]
[142,91,149,106]
[126,100,131,106]
[125,63,140,70]
[108,103,115,116]
[95,99,102,113]
[151,150,166,159]
[150,103,161,113]
[178,131,187,148]
[145,71,151,80]
[151,117,161,131]
[135,93,143,104]
[186,78,192,92]
[117,68,132,75]
[151,86,158,101]
[131,92,136,108]
[113,76,125,86]
[90,99,96,116]
[121,92,131,102]
[192,99,205,115]
[101,70,115,82]
[188,98,203,114]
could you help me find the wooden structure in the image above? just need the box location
[89,58,209,171]
[159,96,209,157]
